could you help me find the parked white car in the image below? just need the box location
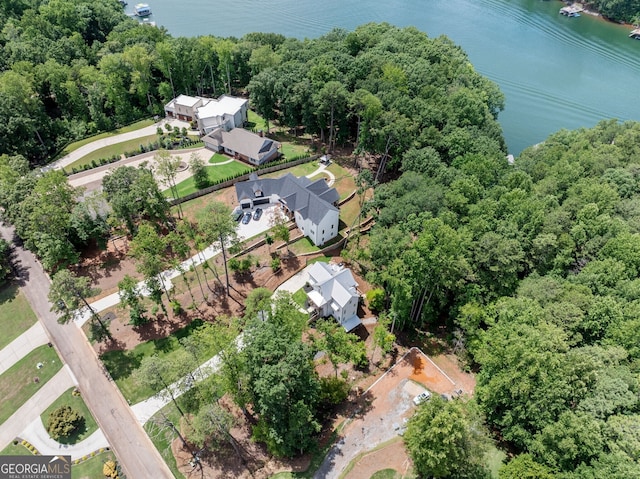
[413,390,431,406]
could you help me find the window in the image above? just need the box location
[322,229,325,234]
[331,224,334,229]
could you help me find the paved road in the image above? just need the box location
[0,224,173,479]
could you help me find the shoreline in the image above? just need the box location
[561,1,639,30]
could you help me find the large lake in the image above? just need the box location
[129,0,640,155]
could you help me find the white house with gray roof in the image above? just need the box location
[203,128,280,165]
[235,172,340,246]
[306,262,361,331]
[164,94,248,133]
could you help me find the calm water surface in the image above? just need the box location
[128,0,640,155]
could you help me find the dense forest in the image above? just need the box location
[358,121,640,477]
[2,1,640,476]
[585,0,640,24]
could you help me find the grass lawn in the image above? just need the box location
[279,141,310,159]
[339,198,363,230]
[0,442,31,455]
[168,160,252,198]
[485,443,507,478]
[72,450,117,479]
[209,152,231,164]
[100,319,219,404]
[40,388,99,445]
[145,405,186,479]
[0,345,63,424]
[262,161,318,180]
[144,375,222,479]
[0,283,38,350]
[174,188,228,221]
[370,470,402,479]
[57,119,154,158]
[247,110,266,130]
[288,234,343,256]
[328,163,357,200]
[292,288,308,307]
[67,134,159,171]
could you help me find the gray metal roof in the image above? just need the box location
[235,172,339,224]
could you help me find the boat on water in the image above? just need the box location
[134,3,152,16]
[559,4,583,17]
[630,28,640,40]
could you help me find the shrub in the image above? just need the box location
[228,258,240,271]
[271,257,281,272]
[319,376,350,407]
[47,406,84,440]
[366,288,386,313]
[103,460,118,478]
[170,300,183,315]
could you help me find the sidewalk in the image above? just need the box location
[0,366,76,449]
[0,322,49,376]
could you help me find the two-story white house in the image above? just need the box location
[306,262,361,331]
[235,172,340,247]
[164,94,248,133]
[195,95,248,135]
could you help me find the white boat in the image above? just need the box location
[134,3,151,16]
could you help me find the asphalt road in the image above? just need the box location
[0,223,173,479]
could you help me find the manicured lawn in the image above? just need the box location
[57,119,154,157]
[0,283,38,349]
[292,288,308,307]
[288,234,343,256]
[168,161,252,198]
[370,470,402,479]
[0,442,31,455]
[0,345,63,424]
[209,152,231,164]
[72,450,117,479]
[66,135,159,171]
[100,319,219,404]
[339,197,363,230]
[328,163,357,199]
[41,388,99,445]
[262,161,318,180]
[174,188,228,221]
[279,141,310,159]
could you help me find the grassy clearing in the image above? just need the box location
[72,450,117,479]
[337,437,414,479]
[0,442,31,455]
[485,443,507,478]
[370,470,402,479]
[0,283,38,349]
[168,161,252,198]
[279,141,310,159]
[57,119,154,157]
[247,110,266,129]
[40,388,99,445]
[100,319,219,404]
[0,345,63,424]
[67,135,159,171]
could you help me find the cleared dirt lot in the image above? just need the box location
[314,348,475,479]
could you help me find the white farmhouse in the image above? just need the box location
[164,94,248,133]
[306,262,361,331]
[235,172,340,247]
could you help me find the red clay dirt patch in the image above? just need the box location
[314,348,475,478]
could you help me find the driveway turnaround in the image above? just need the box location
[21,418,108,459]
[0,223,173,479]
